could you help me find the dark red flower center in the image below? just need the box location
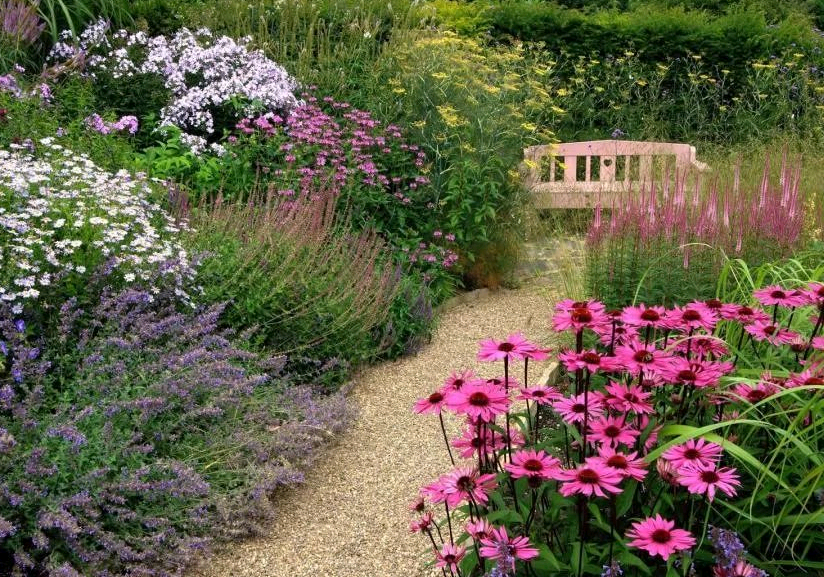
[700,470,720,483]
[683,448,700,459]
[456,476,475,492]
[682,310,701,321]
[763,325,777,335]
[747,390,767,402]
[572,301,588,308]
[453,379,464,389]
[624,393,640,403]
[572,403,586,413]
[428,392,444,404]
[572,308,593,323]
[705,299,723,309]
[640,309,661,321]
[523,459,544,472]
[634,351,654,363]
[651,529,672,543]
[531,390,547,398]
[577,468,600,484]
[816,286,824,297]
[805,377,824,386]
[738,306,754,316]
[443,554,456,563]
[471,437,483,448]
[469,392,490,407]
[582,352,601,364]
[770,290,787,299]
[604,425,621,438]
[498,342,515,352]
[607,455,628,469]
[677,370,697,382]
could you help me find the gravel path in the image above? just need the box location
[188,281,560,577]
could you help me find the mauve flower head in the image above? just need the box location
[439,466,497,507]
[659,358,733,388]
[614,338,674,377]
[435,543,466,573]
[466,518,493,540]
[665,302,719,333]
[621,304,668,329]
[552,392,605,425]
[413,388,447,415]
[744,320,798,345]
[719,304,770,324]
[516,384,559,405]
[603,381,653,414]
[559,348,624,373]
[588,414,641,449]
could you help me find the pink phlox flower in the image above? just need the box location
[745,320,798,345]
[592,447,648,481]
[626,515,696,560]
[551,393,605,425]
[552,299,610,333]
[559,348,624,373]
[677,462,740,501]
[621,304,669,328]
[440,467,497,507]
[659,357,733,388]
[516,384,560,404]
[435,543,466,572]
[719,304,770,325]
[753,285,807,308]
[661,438,723,471]
[413,387,448,414]
[727,381,781,404]
[477,332,539,361]
[479,526,540,569]
[588,414,640,448]
[665,302,719,333]
[409,511,434,533]
[557,458,624,497]
[614,338,675,376]
[466,518,493,541]
[604,381,654,414]
[506,449,562,480]
[445,380,510,422]
[443,369,477,391]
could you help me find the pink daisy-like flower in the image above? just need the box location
[626,515,696,560]
[713,560,765,577]
[678,462,741,501]
[409,511,434,533]
[659,358,734,388]
[786,369,824,389]
[506,449,562,481]
[621,304,669,328]
[420,479,447,504]
[552,299,610,333]
[603,381,654,414]
[673,336,729,359]
[559,348,624,373]
[801,282,824,307]
[596,321,640,346]
[477,332,539,362]
[443,369,477,391]
[592,447,648,481]
[435,543,466,573]
[745,321,798,345]
[719,304,770,325]
[479,526,540,569]
[661,438,723,471]
[413,388,448,414]
[727,381,780,404]
[588,414,640,448]
[557,459,624,497]
[614,338,675,376]
[440,467,497,507]
[485,376,522,390]
[753,285,807,308]
[445,381,510,422]
[551,393,605,425]
[516,384,559,404]
[665,303,719,333]
[409,496,426,513]
[466,518,493,541]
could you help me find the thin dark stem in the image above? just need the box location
[444,502,454,544]
[439,412,455,466]
[504,355,512,464]
[525,486,539,532]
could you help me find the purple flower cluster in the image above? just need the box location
[83,112,139,135]
[1,0,45,45]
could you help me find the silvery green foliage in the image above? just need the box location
[0,139,196,314]
[49,21,300,154]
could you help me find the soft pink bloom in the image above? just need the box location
[661,438,723,471]
[479,526,539,569]
[659,358,733,388]
[435,543,466,572]
[603,381,653,414]
[678,462,741,501]
[552,393,604,425]
[452,425,491,460]
[516,384,559,404]
[745,321,798,345]
[626,515,696,560]
[466,518,493,541]
[552,299,610,333]
[614,338,674,376]
[420,479,447,504]
[557,459,624,497]
[506,449,562,481]
[656,458,680,485]
[588,414,640,448]
[440,467,497,507]
[673,336,729,359]
[559,348,624,373]
[596,321,639,346]
[445,381,510,422]
[477,332,539,362]
[665,303,719,332]
[801,282,824,307]
[592,447,648,481]
[753,285,807,308]
[414,388,448,414]
[719,304,770,324]
[409,511,434,533]
[713,560,765,577]
[621,304,668,328]
[443,369,477,391]
[727,381,781,404]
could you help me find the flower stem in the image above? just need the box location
[439,412,455,466]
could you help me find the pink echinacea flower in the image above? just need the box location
[626,515,695,560]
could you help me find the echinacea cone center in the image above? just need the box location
[677,370,697,382]
[604,425,621,438]
[572,308,592,323]
[805,377,824,386]
[682,310,701,321]
[498,342,515,352]
[706,299,723,309]
[640,309,660,321]
[770,290,786,299]
[577,469,600,484]
[700,470,720,483]
[523,459,543,472]
[683,448,700,459]
[764,325,777,335]
[738,306,754,316]
[468,392,490,407]
[634,351,654,364]
[582,352,601,364]
[651,529,672,543]
[572,403,586,414]
[428,392,444,404]
[456,476,475,492]
[606,455,628,469]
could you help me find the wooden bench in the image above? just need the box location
[522,140,709,209]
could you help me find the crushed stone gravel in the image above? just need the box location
[187,281,561,577]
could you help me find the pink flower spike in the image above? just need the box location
[753,285,807,308]
[626,515,696,560]
[678,462,740,501]
[588,414,640,448]
[516,384,560,405]
[479,526,539,570]
[413,389,447,414]
[592,447,648,481]
[661,438,723,471]
[551,393,605,425]
[557,459,623,497]
[435,543,466,573]
[506,449,562,481]
[445,380,510,422]
[477,332,537,362]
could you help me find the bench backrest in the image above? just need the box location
[523,140,708,209]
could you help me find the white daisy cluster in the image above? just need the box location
[49,22,300,154]
[0,139,197,314]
